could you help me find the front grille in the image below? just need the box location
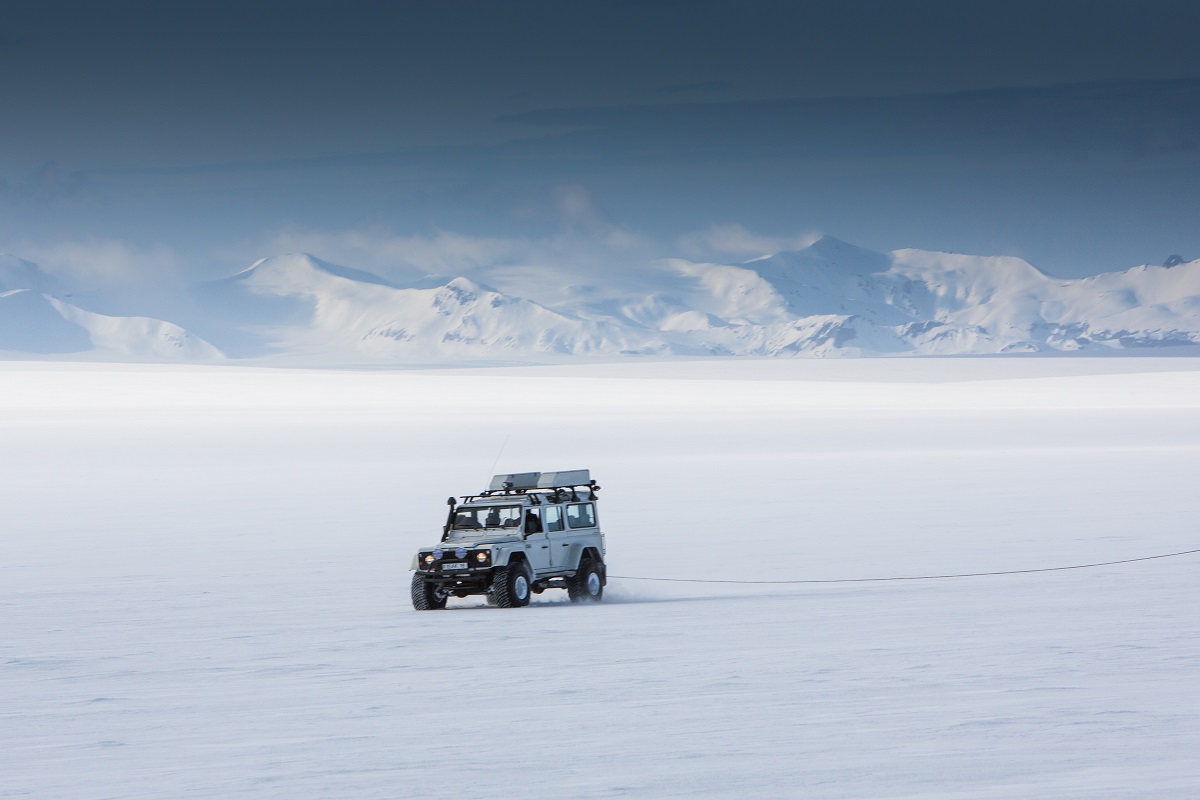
[421,549,490,571]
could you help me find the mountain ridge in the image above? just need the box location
[2,239,1198,361]
[0,288,223,360]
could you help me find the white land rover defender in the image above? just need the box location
[410,469,607,610]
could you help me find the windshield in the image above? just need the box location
[452,505,522,531]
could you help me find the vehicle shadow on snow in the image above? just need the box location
[439,587,802,610]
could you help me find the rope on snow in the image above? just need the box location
[608,547,1200,585]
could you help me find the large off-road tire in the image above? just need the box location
[489,562,532,608]
[411,573,447,611]
[567,559,604,603]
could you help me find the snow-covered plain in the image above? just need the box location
[3,358,1199,799]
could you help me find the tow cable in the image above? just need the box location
[608,547,1200,585]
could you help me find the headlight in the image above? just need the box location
[475,551,489,563]
[423,554,435,565]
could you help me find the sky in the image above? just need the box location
[3,0,1200,300]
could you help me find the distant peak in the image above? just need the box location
[230,252,398,288]
[443,276,509,295]
[757,235,890,275]
[444,276,482,291]
[804,235,880,258]
[229,252,316,278]
[807,234,851,250]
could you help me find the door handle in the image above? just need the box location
[541,545,548,549]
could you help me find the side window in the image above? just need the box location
[544,506,564,532]
[524,509,542,534]
[566,503,596,529]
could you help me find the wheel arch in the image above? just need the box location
[577,546,604,568]
[502,550,529,569]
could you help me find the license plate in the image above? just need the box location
[441,562,468,571]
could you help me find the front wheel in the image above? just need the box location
[568,559,604,603]
[489,562,532,608]
[411,573,447,611]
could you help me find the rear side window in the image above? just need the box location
[544,505,564,532]
[566,503,596,529]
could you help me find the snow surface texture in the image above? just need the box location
[2,359,1199,799]
[4,238,1200,360]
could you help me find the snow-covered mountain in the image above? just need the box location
[0,255,222,361]
[0,290,223,360]
[4,239,1199,360]
[195,253,668,359]
[882,246,1200,352]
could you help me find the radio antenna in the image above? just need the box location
[486,434,510,483]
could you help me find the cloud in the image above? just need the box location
[550,184,646,249]
[14,238,181,289]
[230,218,663,306]
[239,185,655,284]
[553,184,607,232]
[249,227,521,279]
[677,224,820,260]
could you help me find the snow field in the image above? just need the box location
[2,359,1199,798]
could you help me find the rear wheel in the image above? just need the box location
[489,562,532,608]
[568,559,604,603]
[411,573,447,610]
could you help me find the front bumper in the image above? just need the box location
[415,565,494,592]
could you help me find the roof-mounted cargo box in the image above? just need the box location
[488,469,591,492]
